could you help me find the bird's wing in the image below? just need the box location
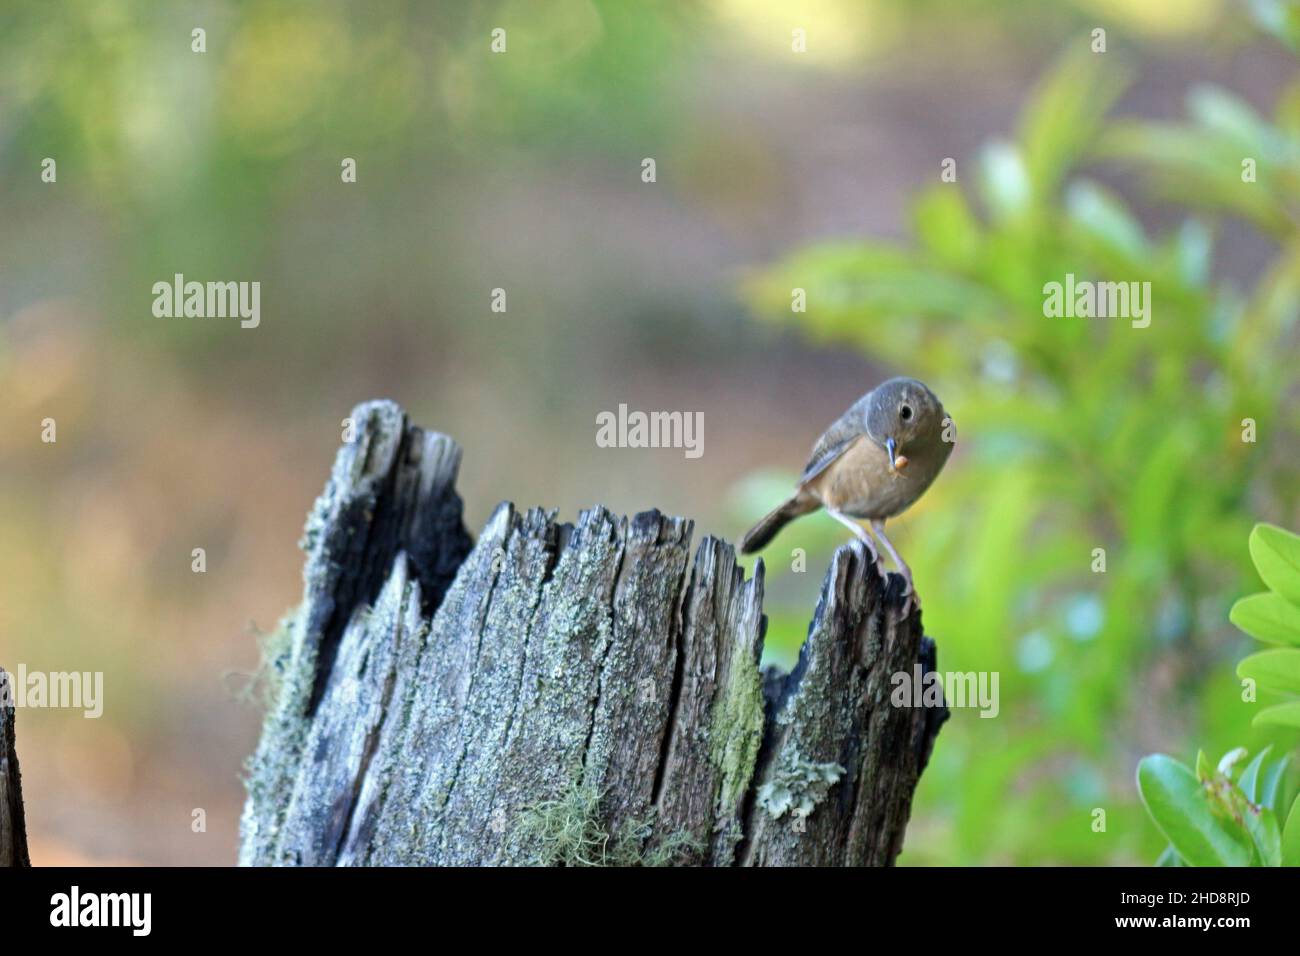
[798,411,866,486]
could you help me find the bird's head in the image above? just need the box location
[864,377,949,472]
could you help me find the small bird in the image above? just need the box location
[740,377,953,608]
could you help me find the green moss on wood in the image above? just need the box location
[709,651,765,814]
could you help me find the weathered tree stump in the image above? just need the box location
[240,400,948,866]
[1,668,31,868]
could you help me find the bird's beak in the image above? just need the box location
[886,437,899,471]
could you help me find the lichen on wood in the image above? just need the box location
[240,400,948,867]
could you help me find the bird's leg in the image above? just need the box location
[826,508,873,547]
[826,509,887,580]
[871,520,919,612]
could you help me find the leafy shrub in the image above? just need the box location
[1138,746,1298,866]
[1233,524,1300,729]
[1139,522,1300,865]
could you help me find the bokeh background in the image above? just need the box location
[3,0,1298,865]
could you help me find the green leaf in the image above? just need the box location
[1249,523,1300,606]
[1187,85,1270,147]
[1259,755,1291,811]
[1250,0,1300,55]
[1174,219,1212,288]
[1230,592,1300,646]
[1244,804,1282,866]
[979,141,1031,222]
[1137,755,1254,867]
[1283,793,1300,866]
[1155,844,1185,866]
[1066,181,1147,258]
[1253,701,1300,729]
[1237,649,1300,695]
[1018,47,1130,202]
[913,187,982,269]
[1238,746,1272,801]
[1196,749,1214,782]
[1275,78,1300,133]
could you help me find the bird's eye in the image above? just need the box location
[900,404,913,421]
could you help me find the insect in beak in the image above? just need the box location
[886,436,907,472]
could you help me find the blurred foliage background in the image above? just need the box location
[1,0,1297,864]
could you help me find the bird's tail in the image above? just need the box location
[740,494,818,554]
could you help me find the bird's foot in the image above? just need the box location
[852,538,890,586]
[868,520,919,616]
[854,535,890,584]
[828,509,887,580]
[897,569,921,617]
[871,549,891,586]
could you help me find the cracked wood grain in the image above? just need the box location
[240,399,948,866]
[1,668,30,868]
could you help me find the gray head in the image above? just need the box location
[863,377,948,470]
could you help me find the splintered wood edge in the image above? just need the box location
[0,668,31,868]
